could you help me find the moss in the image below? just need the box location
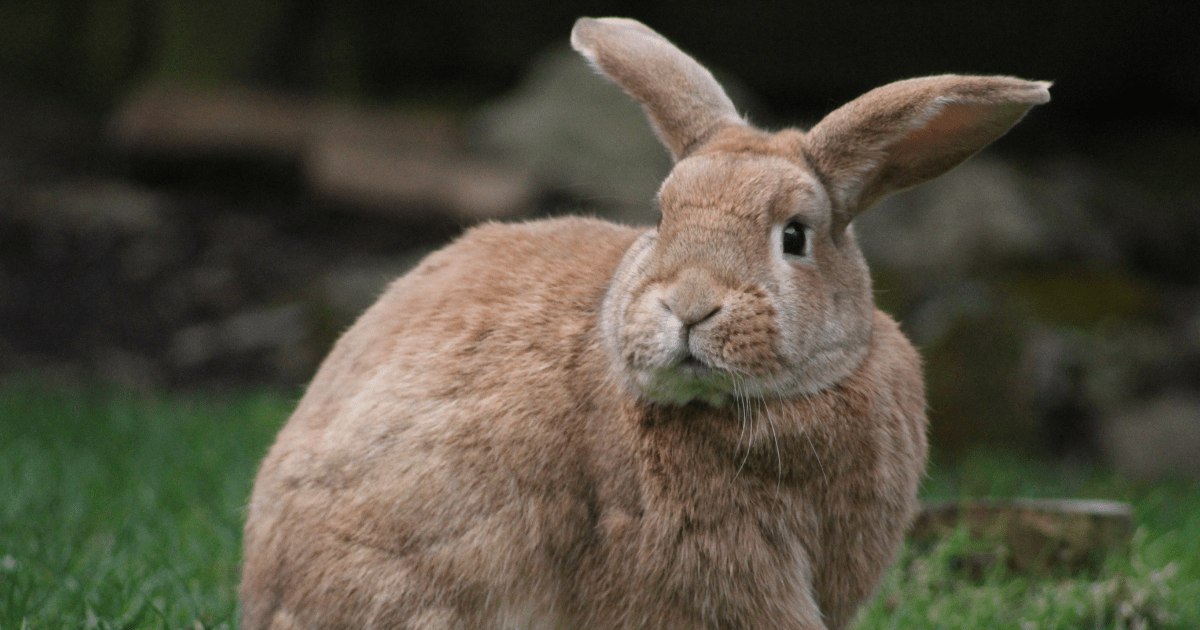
[1001,265,1161,332]
[921,308,1033,458]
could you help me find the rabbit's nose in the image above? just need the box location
[664,268,722,326]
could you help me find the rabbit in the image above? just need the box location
[240,16,1049,630]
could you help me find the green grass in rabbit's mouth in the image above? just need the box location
[2,379,1197,629]
[641,361,738,406]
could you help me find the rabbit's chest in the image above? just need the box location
[581,488,821,628]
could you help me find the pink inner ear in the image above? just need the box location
[878,101,1032,196]
[807,75,1048,228]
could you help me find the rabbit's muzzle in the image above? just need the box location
[623,278,779,406]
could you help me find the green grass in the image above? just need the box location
[0,380,293,629]
[1,380,1197,629]
[854,455,1200,629]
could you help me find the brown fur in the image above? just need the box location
[241,17,1048,630]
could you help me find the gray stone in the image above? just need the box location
[856,156,1171,284]
[93,347,162,391]
[109,85,311,158]
[110,84,464,159]
[1100,394,1200,481]
[474,44,673,225]
[305,140,532,221]
[222,304,308,352]
[911,498,1134,576]
[111,84,534,222]
[170,304,310,368]
[904,280,999,346]
[313,254,427,326]
[170,323,220,369]
[17,179,165,234]
[856,157,1054,280]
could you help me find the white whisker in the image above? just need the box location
[763,404,783,506]
[801,392,829,487]
[733,373,755,480]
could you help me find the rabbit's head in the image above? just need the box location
[575,17,1049,405]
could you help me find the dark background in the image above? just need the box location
[2,0,1199,472]
[5,1,1199,133]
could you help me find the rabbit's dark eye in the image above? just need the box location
[782,221,807,257]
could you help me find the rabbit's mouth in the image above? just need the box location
[668,349,721,380]
[677,354,707,374]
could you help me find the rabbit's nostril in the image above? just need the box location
[685,304,720,326]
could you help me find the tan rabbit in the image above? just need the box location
[241,17,1049,630]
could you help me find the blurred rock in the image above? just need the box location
[109,85,461,160]
[853,149,1200,459]
[1018,313,1200,475]
[1038,157,1200,284]
[170,304,311,370]
[170,323,222,369]
[474,45,673,225]
[1100,394,1200,481]
[183,265,244,315]
[920,305,1034,454]
[904,280,999,347]
[109,84,534,222]
[911,498,1134,576]
[111,86,465,157]
[109,85,311,158]
[93,347,162,391]
[16,179,165,235]
[1019,326,1101,461]
[859,155,1196,286]
[312,253,428,327]
[224,304,308,351]
[1082,326,1200,415]
[305,139,531,221]
[858,157,1055,281]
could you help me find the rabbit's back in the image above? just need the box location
[240,217,644,630]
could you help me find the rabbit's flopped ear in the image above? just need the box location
[571,17,743,161]
[804,75,1050,229]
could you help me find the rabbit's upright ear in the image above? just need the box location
[571,17,743,161]
[804,75,1050,230]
